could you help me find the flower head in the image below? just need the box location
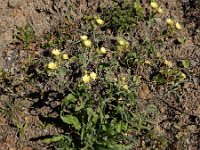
[117,37,128,47]
[157,7,163,13]
[52,49,61,56]
[151,2,159,9]
[100,47,107,54]
[48,62,57,70]
[90,72,97,80]
[119,40,126,46]
[96,18,104,25]
[122,85,129,90]
[62,54,69,60]
[164,60,173,68]
[175,22,182,30]
[82,74,91,83]
[83,39,92,47]
[180,72,186,79]
[80,35,88,41]
[144,60,151,65]
[166,18,174,26]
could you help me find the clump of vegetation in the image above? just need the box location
[1,0,197,150]
[102,0,145,33]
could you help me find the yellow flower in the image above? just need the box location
[52,49,61,56]
[157,7,163,13]
[119,40,126,46]
[145,60,151,65]
[100,47,107,54]
[83,39,92,47]
[48,62,57,70]
[90,72,97,80]
[96,18,104,25]
[117,37,128,47]
[62,54,69,60]
[180,72,186,79]
[166,18,174,26]
[164,60,173,68]
[122,77,126,81]
[175,22,182,30]
[122,85,129,90]
[82,74,91,83]
[80,35,88,41]
[151,2,159,9]
[156,52,161,58]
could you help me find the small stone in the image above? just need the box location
[8,0,21,8]
[138,83,150,100]
[190,60,197,66]
[155,18,162,25]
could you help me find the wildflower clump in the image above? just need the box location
[150,2,163,14]
[166,18,174,26]
[117,37,129,47]
[48,62,57,70]
[116,37,129,54]
[80,35,92,47]
[82,71,97,83]
[166,18,182,31]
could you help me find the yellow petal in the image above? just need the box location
[157,7,163,13]
[123,85,129,90]
[83,40,92,47]
[164,60,173,68]
[52,49,61,56]
[175,22,182,30]
[96,18,104,25]
[180,73,186,79]
[82,74,91,83]
[48,62,57,70]
[80,35,88,41]
[151,2,159,9]
[62,54,69,60]
[90,72,97,80]
[166,18,174,25]
[100,47,107,54]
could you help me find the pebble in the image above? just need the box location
[8,0,21,8]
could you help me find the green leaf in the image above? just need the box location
[133,1,144,17]
[75,101,86,111]
[62,94,76,105]
[154,74,166,84]
[87,108,98,124]
[61,115,81,130]
[58,67,67,76]
[115,122,122,133]
[182,59,190,68]
[92,113,98,124]
[42,135,63,143]
[177,38,185,44]
[42,138,52,143]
